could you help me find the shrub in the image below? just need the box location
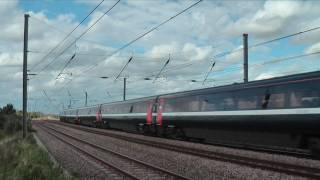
[3,115,22,134]
[0,114,4,129]
[2,104,16,115]
[0,136,71,180]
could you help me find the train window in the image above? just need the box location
[199,92,236,111]
[189,99,200,111]
[200,97,217,111]
[290,92,303,107]
[133,101,148,113]
[112,103,132,114]
[79,108,90,115]
[223,97,235,110]
[268,93,286,108]
[163,99,174,112]
[163,95,200,112]
[237,96,258,110]
[290,89,320,108]
[90,107,97,115]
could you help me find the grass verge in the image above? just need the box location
[0,130,6,141]
[0,134,71,180]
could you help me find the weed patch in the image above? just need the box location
[0,135,71,180]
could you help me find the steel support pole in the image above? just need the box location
[123,77,126,101]
[243,33,248,83]
[23,14,29,138]
[85,91,88,106]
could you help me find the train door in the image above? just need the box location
[144,98,159,134]
[95,105,103,128]
[75,109,80,124]
[146,100,155,125]
[156,98,164,126]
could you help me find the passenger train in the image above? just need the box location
[60,71,320,154]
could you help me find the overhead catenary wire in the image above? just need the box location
[29,16,109,48]
[58,0,203,93]
[55,49,318,91]
[78,0,204,75]
[37,0,121,75]
[202,61,216,85]
[212,25,320,60]
[30,0,105,71]
[42,89,60,110]
[114,56,133,81]
[153,54,170,83]
[34,1,320,108]
[55,53,77,79]
[249,26,320,48]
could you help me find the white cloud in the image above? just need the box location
[1,0,320,113]
[305,42,320,53]
[254,73,275,80]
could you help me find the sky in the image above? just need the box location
[0,0,320,113]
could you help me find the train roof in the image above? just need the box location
[160,70,320,98]
[63,71,320,111]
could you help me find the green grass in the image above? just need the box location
[0,130,6,141]
[0,135,72,180]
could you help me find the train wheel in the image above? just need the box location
[136,123,145,134]
[102,121,110,129]
[309,138,320,158]
[175,127,186,139]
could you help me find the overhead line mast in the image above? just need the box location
[23,14,29,138]
[56,0,203,95]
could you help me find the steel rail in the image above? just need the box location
[36,124,139,180]
[51,121,320,179]
[40,123,189,180]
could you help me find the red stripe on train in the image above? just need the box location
[157,98,164,126]
[146,100,153,125]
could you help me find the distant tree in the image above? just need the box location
[2,104,16,115]
[0,107,2,114]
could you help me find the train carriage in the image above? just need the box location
[60,71,320,154]
[159,72,320,149]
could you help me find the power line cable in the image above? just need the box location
[153,54,170,83]
[249,26,320,48]
[58,0,203,93]
[252,50,320,67]
[212,25,320,60]
[30,0,105,71]
[114,56,133,81]
[202,61,215,85]
[56,53,77,79]
[79,0,203,75]
[37,0,120,74]
[29,16,109,48]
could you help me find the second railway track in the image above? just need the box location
[48,120,320,179]
[35,122,190,180]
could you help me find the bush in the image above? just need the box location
[2,104,16,115]
[0,135,71,180]
[3,115,22,134]
[0,114,4,129]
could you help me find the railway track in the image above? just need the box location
[52,121,312,159]
[199,140,313,159]
[35,123,189,180]
[49,121,320,179]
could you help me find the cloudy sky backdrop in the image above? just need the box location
[1,0,320,113]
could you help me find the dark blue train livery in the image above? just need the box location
[60,71,320,154]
